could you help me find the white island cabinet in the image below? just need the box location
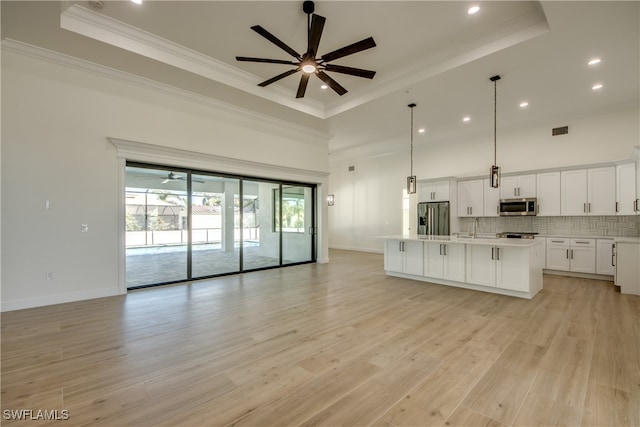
[380,235,543,299]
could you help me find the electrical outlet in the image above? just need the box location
[45,200,51,210]
[46,272,54,280]
[81,224,89,233]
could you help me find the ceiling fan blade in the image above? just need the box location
[236,57,298,65]
[307,14,326,57]
[321,37,376,63]
[296,73,310,98]
[258,69,299,87]
[251,25,302,60]
[316,71,347,96]
[323,64,376,79]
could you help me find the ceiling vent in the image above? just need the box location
[552,126,569,136]
[348,166,355,171]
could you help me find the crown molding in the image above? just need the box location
[2,39,331,146]
[60,4,326,118]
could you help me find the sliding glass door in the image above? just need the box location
[281,185,315,264]
[125,163,316,289]
[191,174,240,278]
[125,166,189,287]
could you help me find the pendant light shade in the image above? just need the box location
[407,103,417,194]
[489,75,501,188]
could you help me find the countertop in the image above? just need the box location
[377,234,543,248]
[536,235,640,244]
[613,237,640,244]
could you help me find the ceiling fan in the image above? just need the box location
[236,1,377,98]
[161,172,204,184]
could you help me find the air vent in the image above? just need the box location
[348,166,355,172]
[552,126,569,136]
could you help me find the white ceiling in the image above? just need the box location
[2,1,639,156]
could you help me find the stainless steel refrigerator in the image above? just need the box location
[417,201,450,236]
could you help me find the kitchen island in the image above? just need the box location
[380,235,544,299]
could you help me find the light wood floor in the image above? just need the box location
[2,249,639,426]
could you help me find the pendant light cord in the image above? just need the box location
[410,105,414,177]
[493,78,497,166]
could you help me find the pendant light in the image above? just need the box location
[407,103,417,194]
[489,75,501,188]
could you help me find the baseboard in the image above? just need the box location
[543,269,614,282]
[1,287,122,312]
[329,245,383,254]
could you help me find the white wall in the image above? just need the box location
[329,104,640,252]
[1,46,330,311]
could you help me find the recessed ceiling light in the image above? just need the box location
[588,58,601,66]
[468,5,480,15]
[418,128,426,134]
[463,116,471,122]
[592,83,604,90]
[131,0,143,4]
[320,84,328,90]
[519,101,529,108]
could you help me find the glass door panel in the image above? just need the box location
[125,166,188,288]
[281,185,314,264]
[191,175,240,278]
[243,180,280,270]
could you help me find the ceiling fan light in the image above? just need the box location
[302,63,317,73]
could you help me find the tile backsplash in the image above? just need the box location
[459,215,640,237]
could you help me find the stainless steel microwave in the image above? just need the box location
[499,198,537,216]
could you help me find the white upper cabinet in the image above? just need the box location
[616,162,637,215]
[483,178,500,217]
[587,166,616,215]
[500,174,536,199]
[419,180,451,202]
[561,169,588,215]
[561,167,615,216]
[536,172,561,216]
[457,180,484,217]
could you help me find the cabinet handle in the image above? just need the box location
[496,247,501,261]
[571,249,574,259]
[588,203,591,213]
[443,244,448,256]
[497,205,499,214]
[635,199,639,212]
[566,249,569,259]
[439,243,443,255]
[616,202,619,213]
[583,203,587,213]
[551,240,564,243]
[611,253,615,267]
[491,247,495,260]
[470,207,473,215]
[575,241,590,244]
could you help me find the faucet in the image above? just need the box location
[472,217,479,238]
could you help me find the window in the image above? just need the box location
[273,187,306,233]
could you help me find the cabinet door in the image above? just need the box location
[418,182,435,202]
[495,247,528,292]
[596,239,615,275]
[546,239,570,271]
[500,176,519,199]
[385,240,404,272]
[569,239,596,273]
[517,174,537,198]
[466,245,496,287]
[443,243,465,282]
[433,181,450,201]
[483,178,500,217]
[424,242,444,278]
[588,167,616,215]
[458,180,484,217]
[561,169,588,215]
[537,172,561,216]
[616,163,637,215]
[403,240,424,276]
